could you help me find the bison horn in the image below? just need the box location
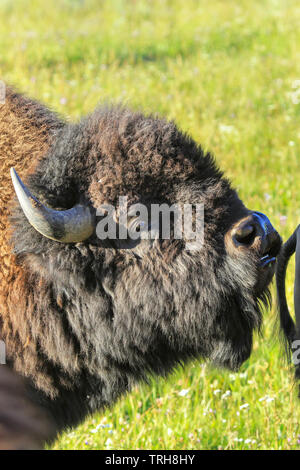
[10,168,94,243]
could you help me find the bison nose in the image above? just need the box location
[232,219,256,246]
[230,211,282,265]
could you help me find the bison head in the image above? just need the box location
[10,106,281,400]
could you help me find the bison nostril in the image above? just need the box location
[233,223,256,246]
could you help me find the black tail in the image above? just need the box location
[276,226,300,352]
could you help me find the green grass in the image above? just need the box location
[1,0,300,450]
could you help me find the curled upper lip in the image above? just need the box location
[260,254,276,267]
[259,235,282,267]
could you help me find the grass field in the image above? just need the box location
[1,0,300,450]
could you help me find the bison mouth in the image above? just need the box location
[255,230,282,296]
[260,253,276,268]
[255,255,278,298]
[259,235,281,269]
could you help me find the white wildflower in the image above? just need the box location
[240,403,249,410]
[219,124,237,134]
[221,390,231,399]
[178,389,189,397]
[266,397,275,403]
[259,395,274,402]
[105,438,113,448]
[259,396,267,402]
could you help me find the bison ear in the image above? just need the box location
[11,168,95,243]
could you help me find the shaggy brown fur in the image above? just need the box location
[0,88,63,447]
[0,86,63,300]
[0,89,63,378]
[0,86,279,448]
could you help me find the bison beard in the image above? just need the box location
[0,87,280,448]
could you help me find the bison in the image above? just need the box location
[0,85,281,448]
[0,366,55,450]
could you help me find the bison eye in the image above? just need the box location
[114,217,151,254]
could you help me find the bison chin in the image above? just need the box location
[208,291,271,372]
[209,338,253,372]
[203,255,273,372]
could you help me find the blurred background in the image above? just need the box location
[1,0,300,450]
